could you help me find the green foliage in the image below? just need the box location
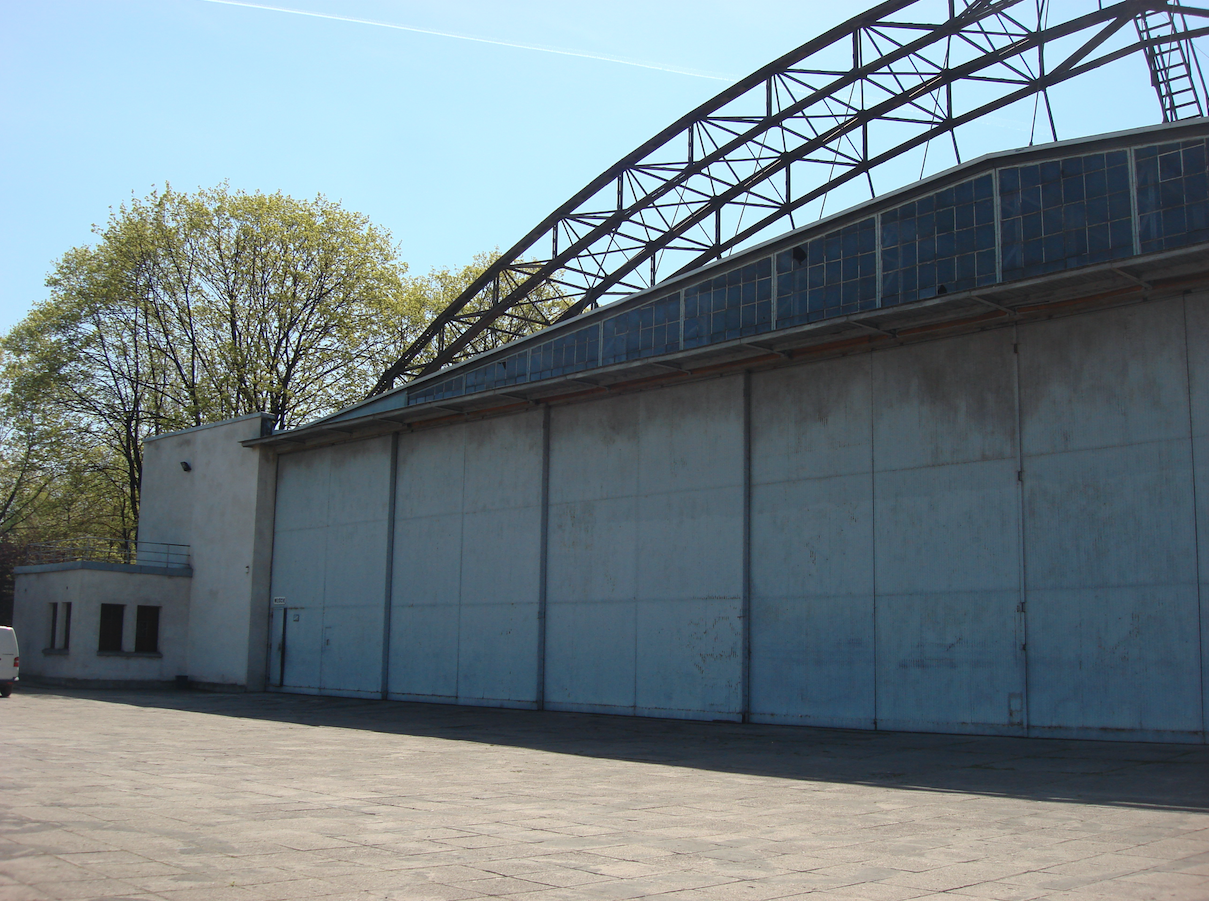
[0,184,421,543]
[1,184,566,546]
[398,250,576,371]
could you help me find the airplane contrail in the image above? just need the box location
[198,0,736,82]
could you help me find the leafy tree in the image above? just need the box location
[2,184,415,541]
[0,352,114,541]
[0,354,122,619]
[1,184,567,546]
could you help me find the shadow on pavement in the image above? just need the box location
[24,685,1209,813]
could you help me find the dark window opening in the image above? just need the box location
[602,292,682,365]
[778,222,874,327]
[135,605,160,654]
[48,602,72,650]
[98,604,124,652]
[528,325,600,381]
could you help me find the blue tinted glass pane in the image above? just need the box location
[777,219,875,328]
[683,257,777,344]
[1184,143,1207,172]
[601,292,682,365]
[1000,144,1151,281]
[880,179,986,306]
[1135,138,1209,252]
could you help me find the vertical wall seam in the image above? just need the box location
[318,453,332,691]
[742,371,753,723]
[1182,295,1206,741]
[455,429,467,703]
[380,433,399,701]
[266,455,282,689]
[633,396,641,715]
[1013,322,1031,734]
[869,351,879,730]
[537,406,551,710]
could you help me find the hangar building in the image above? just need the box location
[13,0,1209,743]
[237,121,1209,743]
[14,121,1209,743]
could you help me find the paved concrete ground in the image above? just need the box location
[1,688,1207,901]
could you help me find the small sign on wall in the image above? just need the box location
[272,597,286,607]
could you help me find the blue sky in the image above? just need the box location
[0,0,1195,333]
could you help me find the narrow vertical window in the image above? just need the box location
[134,606,160,654]
[47,603,72,651]
[98,604,124,652]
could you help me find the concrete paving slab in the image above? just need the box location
[1,688,1207,900]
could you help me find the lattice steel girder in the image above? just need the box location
[371,0,1209,395]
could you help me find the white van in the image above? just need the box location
[0,626,18,697]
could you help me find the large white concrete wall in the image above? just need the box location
[871,329,1026,734]
[266,294,1209,741]
[546,379,745,720]
[270,436,392,697]
[749,357,875,728]
[388,411,544,707]
[1190,298,1209,735]
[749,331,1026,734]
[141,414,276,689]
[1020,300,1202,740]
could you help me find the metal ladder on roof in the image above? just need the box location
[1134,7,1207,121]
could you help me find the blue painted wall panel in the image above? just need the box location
[875,589,1024,733]
[387,603,459,701]
[387,412,543,707]
[270,438,391,696]
[870,330,1025,733]
[1185,294,1209,735]
[544,599,637,711]
[546,379,744,720]
[1020,300,1201,738]
[749,356,876,728]
[270,290,1208,741]
[1023,441,1201,735]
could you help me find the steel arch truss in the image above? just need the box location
[372,0,1209,395]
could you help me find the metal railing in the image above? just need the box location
[24,538,191,570]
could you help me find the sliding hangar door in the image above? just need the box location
[267,294,1209,742]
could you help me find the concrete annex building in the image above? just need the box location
[15,120,1209,744]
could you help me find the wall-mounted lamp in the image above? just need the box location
[180,461,192,472]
